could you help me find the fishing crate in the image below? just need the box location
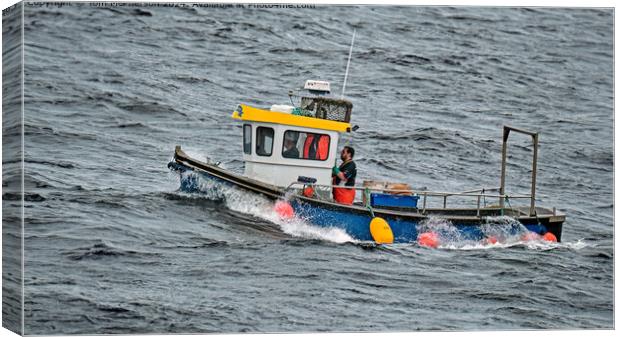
[370,193,419,209]
[362,180,414,205]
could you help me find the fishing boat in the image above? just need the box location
[168,79,565,245]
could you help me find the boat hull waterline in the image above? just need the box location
[169,147,564,244]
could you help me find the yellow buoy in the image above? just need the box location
[369,217,394,244]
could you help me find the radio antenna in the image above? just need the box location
[341,29,356,99]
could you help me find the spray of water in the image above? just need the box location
[481,216,530,243]
[177,171,355,243]
[417,216,582,251]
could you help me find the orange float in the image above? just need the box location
[274,200,294,219]
[542,232,558,242]
[303,186,315,198]
[485,236,499,245]
[521,232,541,242]
[418,232,439,248]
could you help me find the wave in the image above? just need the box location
[118,101,186,116]
[62,241,159,261]
[413,216,588,251]
[175,170,355,244]
[3,191,46,202]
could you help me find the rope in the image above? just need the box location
[366,205,375,218]
[364,188,375,217]
[531,205,541,225]
[500,195,512,217]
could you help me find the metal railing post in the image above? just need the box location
[499,125,540,217]
[499,127,510,209]
[530,133,539,216]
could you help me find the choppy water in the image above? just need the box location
[5,3,614,334]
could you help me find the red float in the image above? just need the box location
[303,186,315,198]
[521,232,541,242]
[542,232,558,242]
[274,201,294,219]
[418,232,439,248]
[485,236,499,245]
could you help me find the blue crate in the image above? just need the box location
[370,193,419,208]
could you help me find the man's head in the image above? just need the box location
[341,146,355,161]
[284,132,298,150]
[284,138,295,149]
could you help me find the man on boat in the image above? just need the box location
[332,146,357,205]
[282,133,300,159]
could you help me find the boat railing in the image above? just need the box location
[288,125,542,217]
[285,182,532,216]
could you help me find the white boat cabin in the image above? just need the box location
[232,80,353,188]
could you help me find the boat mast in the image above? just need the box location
[341,29,356,99]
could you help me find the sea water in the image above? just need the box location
[6,4,613,333]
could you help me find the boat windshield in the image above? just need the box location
[300,97,352,123]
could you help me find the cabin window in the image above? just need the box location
[243,124,252,154]
[256,127,274,156]
[282,130,330,161]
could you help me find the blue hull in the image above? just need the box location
[173,163,549,244]
[290,199,546,243]
[289,198,417,242]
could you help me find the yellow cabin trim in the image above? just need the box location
[231,104,351,132]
